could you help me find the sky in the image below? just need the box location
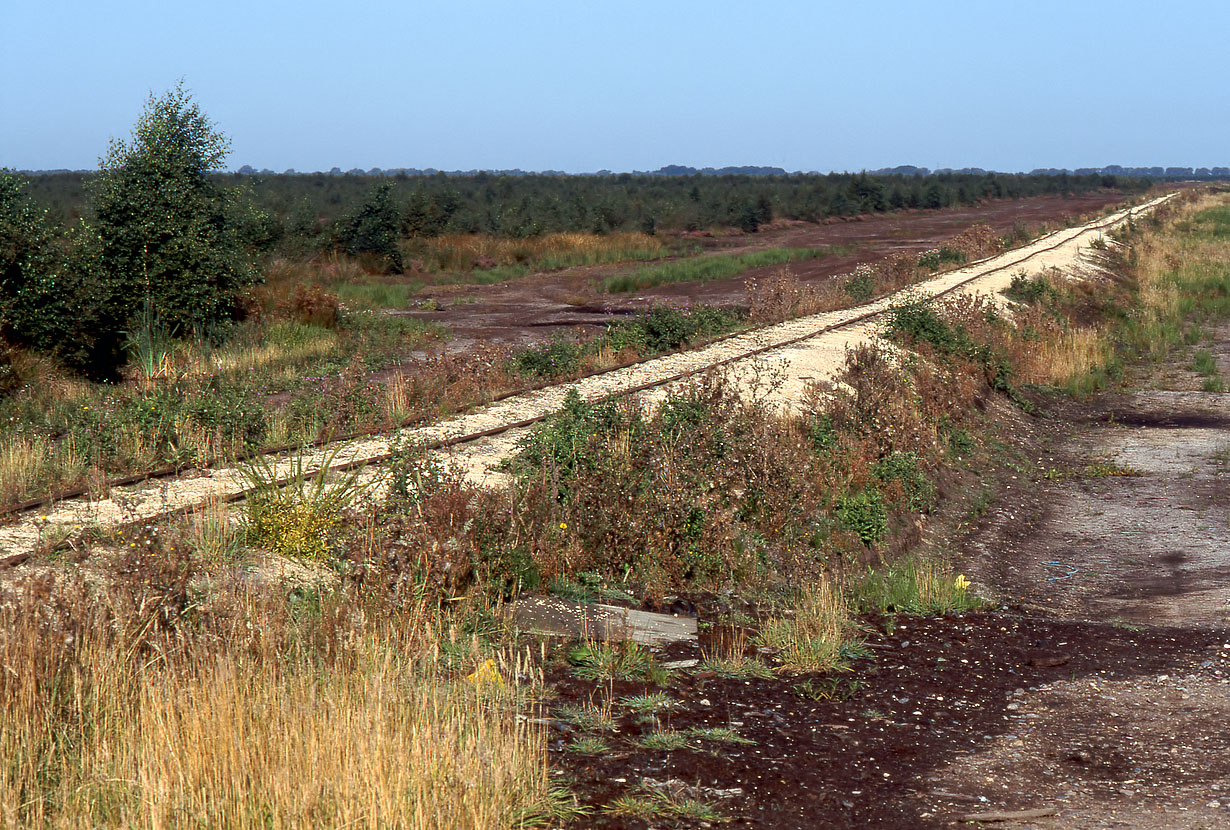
[3,0,1227,174]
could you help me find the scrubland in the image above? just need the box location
[5,184,1229,826]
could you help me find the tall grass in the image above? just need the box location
[604,247,830,293]
[406,231,671,274]
[1071,194,1230,390]
[0,581,551,829]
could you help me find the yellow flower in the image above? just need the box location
[559,522,567,530]
[466,659,506,689]
[954,574,970,591]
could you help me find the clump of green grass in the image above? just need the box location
[852,556,982,615]
[567,641,671,684]
[606,785,729,822]
[619,691,677,715]
[793,677,860,702]
[555,703,616,733]
[684,726,755,745]
[603,248,827,293]
[755,581,856,674]
[634,729,692,751]
[695,655,774,680]
[566,736,611,755]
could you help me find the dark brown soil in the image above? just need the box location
[402,192,1137,353]
[548,614,1227,828]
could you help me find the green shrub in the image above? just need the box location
[843,265,876,303]
[515,335,583,376]
[508,389,628,489]
[335,182,404,272]
[1005,272,1057,304]
[917,246,966,270]
[871,451,935,513]
[835,488,887,545]
[0,172,99,372]
[387,433,445,507]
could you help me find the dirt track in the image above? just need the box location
[0,194,1173,569]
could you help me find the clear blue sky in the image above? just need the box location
[3,0,1227,173]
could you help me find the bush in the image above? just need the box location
[917,247,966,270]
[871,451,935,513]
[240,447,369,561]
[508,389,624,490]
[835,488,887,546]
[843,264,876,303]
[1005,272,1057,305]
[334,182,404,272]
[515,335,583,376]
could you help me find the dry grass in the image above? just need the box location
[409,231,667,273]
[755,579,852,673]
[0,579,551,830]
[746,268,846,323]
[1018,326,1111,385]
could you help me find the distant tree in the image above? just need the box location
[336,182,404,271]
[89,83,261,342]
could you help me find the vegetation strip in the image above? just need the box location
[0,196,1171,561]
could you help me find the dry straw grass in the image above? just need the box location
[0,581,551,830]
[412,231,666,272]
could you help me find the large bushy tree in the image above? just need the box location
[89,83,260,338]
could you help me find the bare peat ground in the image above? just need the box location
[403,192,1137,351]
[548,334,1230,828]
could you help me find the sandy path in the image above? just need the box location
[0,194,1174,562]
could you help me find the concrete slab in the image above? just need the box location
[510,595,698,646]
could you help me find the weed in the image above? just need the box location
[836,488,888,546]
[619,691,677,714]
[386,432,446,510]
[566,736,611,755]
[871,451,936,513]
[1005,271,1057,305]
[684,726,755,745]
[1192,348,1218,376]
[696,655,775,679]
[635,729,692,751]
[607,788,729,822]
[239,444,373,561]
[793,676,861,701]
[853,556,982,615]
[917,246,966,270]
[567,640,671,684]
[843,264,877,303]
[183,496,244,563]
[755,581,854,674]
[556,703,616,733]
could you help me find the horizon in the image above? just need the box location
[11,163,1230,178]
